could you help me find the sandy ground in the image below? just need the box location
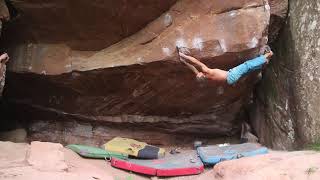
[1,141,320,180]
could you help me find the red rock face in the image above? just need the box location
[3,0,177,51]
[3,0,287,144]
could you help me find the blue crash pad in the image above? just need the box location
[197,143,268,165]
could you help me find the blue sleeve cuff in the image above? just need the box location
[247,55,266,71]
[226,55,266,85]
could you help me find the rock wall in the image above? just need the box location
[3,0,177,51]
[197,151,320,180]
[0,57,6,96]
[2,0,286,145]
[0,0,9,97]
[268,0,288,42]
[253,0,320,150]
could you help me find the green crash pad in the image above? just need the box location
[66,144,127,159]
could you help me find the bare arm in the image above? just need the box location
[179,52,210,73]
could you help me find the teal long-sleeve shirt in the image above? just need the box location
[227,55,266,85]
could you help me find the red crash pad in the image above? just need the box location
[111,151,204,177]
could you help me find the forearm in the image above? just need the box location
[244,55,266,72]
[227,55,266,85]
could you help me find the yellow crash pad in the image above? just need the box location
[104,137,165,159]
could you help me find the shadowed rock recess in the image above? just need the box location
[0,0,9,97]
[0,55,6,96]
[2,0,287,145]
[253,0,320,150]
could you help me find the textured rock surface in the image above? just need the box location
[252,0,320,150]
[0,141,114,180]
[4,0,271,143]
[197,151,320,180]
[26,120,240,147]
[2,0,286,145]
[7,0,271,73]
[0,56,6,95]
[0,0,9,96]
[3,0,177,51]
[0,128,27,142]
[28,141,68,172]
[268,0,288,42]
[0,141,29,169]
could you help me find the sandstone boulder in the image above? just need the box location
[3,0,177,51]
[0,56,6,96]
[0,0,9,97]
[0,141,114,180]
[0,128,27,142]
[6,0,270,143]
[28,141,68,172]
[253,0,320,150]
[3,0,285,144]
[268,0,288,42]
[197,151,320,180]
[0,141,29,169]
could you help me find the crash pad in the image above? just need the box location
[111,151,204,177]
[197,143,268,165]
[66,144,127,159]
[104,137,165,159]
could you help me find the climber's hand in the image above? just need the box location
[265,51,273,58]
[0,53,9,63]
[264,51,273,64]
